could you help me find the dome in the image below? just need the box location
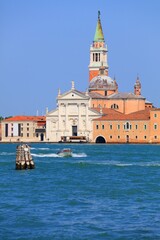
[89,75,118,91]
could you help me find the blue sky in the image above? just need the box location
[0,0,160,116]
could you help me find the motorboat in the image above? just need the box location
[57,148,72,157]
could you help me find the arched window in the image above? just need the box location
[124,122,131,130]
[126,122,129,129]
[111,104,119,109]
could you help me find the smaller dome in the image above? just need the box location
[89,75,118,91]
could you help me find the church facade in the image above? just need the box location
[46,82,101,142]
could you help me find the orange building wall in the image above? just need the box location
[123,99,145,114]
[93,120,150,143]
[91,99,145,114]
[149,109,160,143]
[92,109,160,143]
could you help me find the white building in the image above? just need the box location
[46,82,101,142]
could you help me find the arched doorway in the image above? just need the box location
[40,133,44,141]
[96,136,106,143]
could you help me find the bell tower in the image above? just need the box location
[88,11,109,81]
[134,76,141,96]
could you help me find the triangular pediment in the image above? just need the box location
[58,89,90,100]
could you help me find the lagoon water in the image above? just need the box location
[0,143,160,240]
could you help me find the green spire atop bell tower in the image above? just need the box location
[94,11,105,42]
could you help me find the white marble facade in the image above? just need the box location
[46,83,101,142]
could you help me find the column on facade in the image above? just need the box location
[85,104,89,131]
[65,103,68,133]
[78,103,81,135]
[58,104,60,131]
[85,104,90,141]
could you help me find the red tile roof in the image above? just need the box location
[3,116,46,122]
[93,108,151,121]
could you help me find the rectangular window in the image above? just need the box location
[21,133,23,137]
[96,125,99,130]
[154,124,157,130]
[5,124,8,137]
[27,128,29,131]
[117,125,120,130]
[135,125,138,130]
[154,114,157,118]
[144,125,147,130]
[110,125,112,130]
[18,124,21,137]
[27,133,29,137]
[102,125,104,129]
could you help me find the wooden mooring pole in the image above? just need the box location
[16,144,35,170]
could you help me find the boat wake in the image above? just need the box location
[72,153,87,157]
[31,152,87,158]
[32,153,58,158]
